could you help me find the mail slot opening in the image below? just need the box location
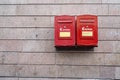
[80,19,95,23]
[58,20,73,23]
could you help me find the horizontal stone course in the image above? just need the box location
[3,53,55,65]
[0,0,101,4]
[115,67,120,79]
[0,28,118,40]
[0,17,52,27]
[0,65,17,76]
[0,78,18,80]
[56,53,104,65]
[3,52,18,64]
[1,0,120,4]
[0,65,117,79]
[0,5,108,15]
[109,5,120,15]
[17,65,57,77]
[1,16,120,28]
[18,53,55,64]
[100,67,115,79]
[0,40,117,52]
[102,0,120,3]
[17,65,100,78]
[19,79,106,80]
[0,53,3,64]
[2,52,120,66]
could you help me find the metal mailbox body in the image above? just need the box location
[77,15,98,46]
[54,15,75,47]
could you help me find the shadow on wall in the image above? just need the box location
[55,46,94,52]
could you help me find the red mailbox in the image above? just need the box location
[77,15,98,46]
[54,15,75,47]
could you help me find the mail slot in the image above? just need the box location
[76,15,98,46]
[54,15,75,47]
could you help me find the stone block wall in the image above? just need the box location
[0,0,120,80]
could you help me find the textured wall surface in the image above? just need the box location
[0,0,120,80]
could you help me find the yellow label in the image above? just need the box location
[82,31,93,37]
[60,32,70,37]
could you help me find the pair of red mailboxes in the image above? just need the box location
[54,15,98,47]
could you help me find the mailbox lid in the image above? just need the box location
[55,15,75,46]
[77,15,98,46]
